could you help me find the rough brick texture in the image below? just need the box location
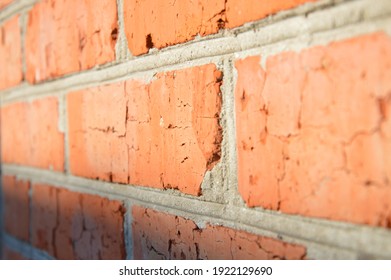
[235,33,391,227]
[31,184,125,259]
[124,0,315,55]
[1,97,64,171]
[2,246,27,260]
[132,206,306,260]
[68,64,222,195]
[0,16,22,90]
[25,0,118,83]
[2,176,30,241]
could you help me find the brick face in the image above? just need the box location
[124,0,316,55]
[234,33,391,227]
[225,0,316,28]
[132,206,306,260]
[68,64,222,195]
[31,184,126,260]
[2,176,30,242]
[0,0,13,10]
[25,0,118,83]
[1,97,64,171]
[2,246,27,260]
[0,16,22,90]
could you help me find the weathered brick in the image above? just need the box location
[2,176,30,242]
[25,0,118,83]
[1,97,64,171]
[235,33,391,227]
[124,0,316,55]
[31,184,126,259]
[0,16,22,90]
[132,206,306,260]
[2,246,27,260]
[68,64,222,195]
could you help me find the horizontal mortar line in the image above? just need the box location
[3,164,391,259]
[3,234,55,260]
[1,0,391,104]
[0,0,36,24]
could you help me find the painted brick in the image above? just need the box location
[235,33,391,227]
[25,0,118,83]
[0,16,22,90]
[68,64,222,195]
[1,97,64,171]
[124,0,316,56]
[31,184,126,259]
[132,206,306,260]
[2,246,27,260]
[2,176,30,242]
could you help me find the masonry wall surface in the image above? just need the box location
[1,0,391,260]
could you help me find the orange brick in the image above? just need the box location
[2,246,27,260]
[2,176,30,242]
[225,0,316,28]
[25,0,118,83]
[31,184,125,259]
[124,0,315,55]
[235,33,391,227]
[124,0,225,55]
[68,64,222,195]
[0,16,22,90]
[0,0,13,10]
[1,97,64,171]
[132,206,306,260]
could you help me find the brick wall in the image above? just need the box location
[1,0,391,260]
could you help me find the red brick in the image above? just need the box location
[2,176,30,241]
[25,0,118,83]
[68,64,222,195]
[234,33,391,227]
[124,0,316,56]
[0,16,22,90]
[1,97,64,171]
[132,206,306,260]
[2,246,27,260]
[31,184,125,260]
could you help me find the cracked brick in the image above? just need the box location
[123,0,315,56]
[2,175,30,242]
[31,184,125,259]
[132,206,306,260]
[68,64,222,196]
[235,32,391,227]
[25,0,118,83]
[1,97,64,171]
[0,16,22,90]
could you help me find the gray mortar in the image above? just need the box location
[3,233,54,260]
[0,0,36,24]
[4,164,391,259]
[123,200,134,260]
[115,0,133,60]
